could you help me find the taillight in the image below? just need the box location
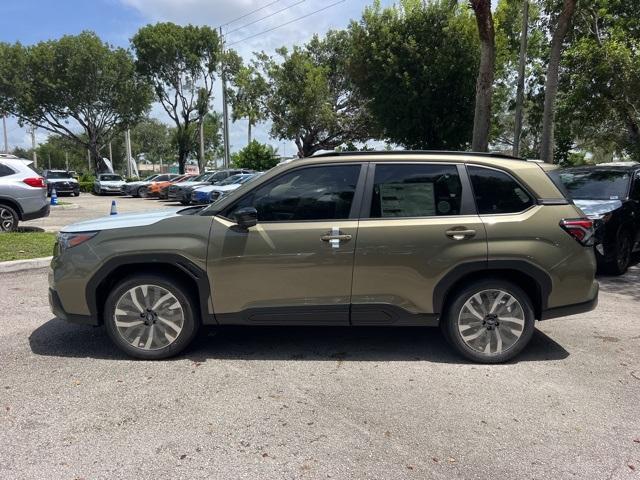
[23,177,46,188]
[560,218,595,246]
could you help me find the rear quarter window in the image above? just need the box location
[0,163,16,177]
[468,166,534,215]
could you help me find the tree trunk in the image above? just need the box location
[540,0,577,163]
[470,0,496,152]
[513,0,529,157]
[88,139,101,174]
[248,121,252,145]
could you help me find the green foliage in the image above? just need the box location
[559,1,640,160]
[491,0,548,156]
[257,30,372,157]
[0,32,152,170]
[129,117,174,165]
[231,140,279,171]
[78,182,94,193]
[132,23,220,172]
[348,0,479,150]
[227,63,269,143]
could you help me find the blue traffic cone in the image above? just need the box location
[110,200,117,215]
[50,188,58,206]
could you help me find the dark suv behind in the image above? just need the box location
[552,162,640,274]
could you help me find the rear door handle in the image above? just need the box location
[445,228,476,240]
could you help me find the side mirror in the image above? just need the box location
[234,207,258,229]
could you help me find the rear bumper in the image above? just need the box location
[540,282,599,320]
[22,202,50,221]
[49,288,97,326]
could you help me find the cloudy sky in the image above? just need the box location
[0,0,498,159]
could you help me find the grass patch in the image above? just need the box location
[0,232,57,261]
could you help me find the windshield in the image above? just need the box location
[552,170,631,200]
[100,174,122,181]
[46,171,72,179]
[143,175,158,181]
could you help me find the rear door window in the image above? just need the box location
[468,166,534,215]
[370,164,462,217]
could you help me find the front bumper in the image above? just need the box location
[540,282,599,320]
[49,288,96,325]
[48,183,79,194]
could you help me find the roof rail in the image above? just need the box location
[311,150,524,160]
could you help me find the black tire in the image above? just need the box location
[0,203,19,232]
[600,228,633,276]
[180,199,190,205]
[103,274,200,360]
[442,279,536,364]
[73,191,80,197]
[133,186,144,198]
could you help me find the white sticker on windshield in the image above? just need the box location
[610,196,619,200]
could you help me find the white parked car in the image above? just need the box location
[94,174,126,195]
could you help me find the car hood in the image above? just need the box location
[98,180,125,186]
[196,184,240,195]
[47,178,78,183]
[62,208,182,233]
[574,199,623,218]
[175,181,207,189]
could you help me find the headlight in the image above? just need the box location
[58,231,98,252]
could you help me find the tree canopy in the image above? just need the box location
[231,140,279,171]
[132,23,220,173]
[0,32,152,171]
[257,30,372,158]
[348,0,479,150]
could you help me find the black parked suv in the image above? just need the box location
[42,169,80,196]
[552,162,640,274]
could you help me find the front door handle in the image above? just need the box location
[445,228,476,240]
[321,234,352,242]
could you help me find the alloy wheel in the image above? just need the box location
[113,284,185,351]
[0,206,17,231]
[457,289,525,355]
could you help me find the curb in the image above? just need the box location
[0,256,52,273]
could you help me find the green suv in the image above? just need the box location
[49,152,599,363]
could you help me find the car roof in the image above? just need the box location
[560,164,640,173]
[0,157,34,168]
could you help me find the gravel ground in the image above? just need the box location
[20,193,176,232]
[0,265,639,480]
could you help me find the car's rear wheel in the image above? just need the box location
[0,204,19,232]
[601,228,632,276]
[104,274,199,360]
[442,279,535,363]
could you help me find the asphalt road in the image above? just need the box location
[0,265,639,479]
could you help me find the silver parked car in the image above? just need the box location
[94,173,126,195]
[0,155,49,231]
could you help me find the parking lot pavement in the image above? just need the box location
[0,266,638,480]
[20,193,177,232]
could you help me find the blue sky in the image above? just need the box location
[0,0,498,158]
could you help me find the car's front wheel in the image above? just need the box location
[104,274,199,359]
[442,279,535,363]
[0,204,19,232]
